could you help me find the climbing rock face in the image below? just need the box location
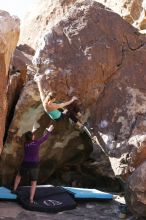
[0,11,20,154]
[32,0,146,214]
[1,81,44,185]
[19,0,77,49]
[1,79,97,186]
[33,0,146,176]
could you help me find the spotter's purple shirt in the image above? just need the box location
[23,131,50,163]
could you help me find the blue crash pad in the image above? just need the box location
[0,187,17,200]
[0,185,113,201]
[63,187,113,199]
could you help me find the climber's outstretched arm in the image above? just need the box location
[44,96,78,112]
[34,74,46,103]
[37,80,46,103]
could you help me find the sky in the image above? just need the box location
[0,0,36,20]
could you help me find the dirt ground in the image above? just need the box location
[0,195,138,220]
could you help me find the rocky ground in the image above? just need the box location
[0,195,140,220]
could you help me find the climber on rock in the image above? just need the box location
[12,124,54,204]
[44,92,93,137]
[35,75,92,137]
[43,91,77,119]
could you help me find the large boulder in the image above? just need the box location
[31,0,146,215]
[0,11,20,154]
[32,0,146,177]
[0,1,119,186]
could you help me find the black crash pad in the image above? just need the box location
[17,186,76,213]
